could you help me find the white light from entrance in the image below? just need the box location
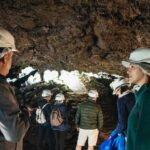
[59,70,87,93]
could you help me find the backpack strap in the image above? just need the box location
[57,108,62,116]
[41,103,49,110]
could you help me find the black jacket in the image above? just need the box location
[0,75,30,150]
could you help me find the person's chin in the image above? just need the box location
[129,78,135,84]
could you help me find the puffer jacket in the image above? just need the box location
[0,75,30,150]
[75,99,103,129]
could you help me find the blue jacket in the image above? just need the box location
[116,92,135,134]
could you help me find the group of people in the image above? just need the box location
[36,88,103,150]
[0,27,150,150]
[100,48,150,150]
[36,89,70,150]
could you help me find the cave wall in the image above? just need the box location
[0,0,150,75]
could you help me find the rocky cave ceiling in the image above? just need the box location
[0,0,150,77]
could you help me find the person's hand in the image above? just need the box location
[125,137,127,142]
[76,127,79,132]
[27,106,33,112]
[27,106,34,116]
[20,105,32,117]
[118,133,121,136]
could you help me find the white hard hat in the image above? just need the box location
[55,93,65,101]
[88,90,99,98]
[41,89,52,97]
[110,78,129,95]
[0,27,18,59]
[122,48,150,67]
[122,48,150,75]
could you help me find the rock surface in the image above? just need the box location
[0,0,150,75]
[0,1,149,149]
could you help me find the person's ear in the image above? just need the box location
[0,56,5,63]
[3,52,10,63]
[118,88,122,95]
[118,88,121,93]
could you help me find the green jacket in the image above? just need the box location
[75,99,103,129]
[127,84,150,150]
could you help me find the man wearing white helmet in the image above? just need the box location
[36,89,54,150]
[0,27,30,150]
[122,48,150,150]
[41,89,52,101]
[51,93,70,150]
[75,90,103,150]
[55,93,65,104]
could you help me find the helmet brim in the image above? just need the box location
[122,61,131,68]
[12,48,19,52]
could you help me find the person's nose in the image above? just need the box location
[127,67,131,75]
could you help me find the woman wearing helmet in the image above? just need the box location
[122,48,150,150]
[110,78,135,135]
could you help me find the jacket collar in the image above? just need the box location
[0,74,6,82]
[87,98,96,103]
[136,83,149,93]
[135,83,150,99]
[119,90,131,98]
